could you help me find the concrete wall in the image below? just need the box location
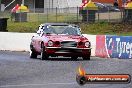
[0,32,34,51]
[0,32,96,56]
[0,32,131,59]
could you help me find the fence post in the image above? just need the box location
[86,10,88,22]
[20,12,21,22]
[49,0,50,13]
[43,0,45,13]
[52,0,53,12]
[121,8,123,22]
[38,13,39,22]
[56,7,57,22]
[47,8,49,22]
[108,7,110,22]
[97,11,99,22]
[66,7,68,23]
[0,0,1,12]
[77,6,79,22]
[34,0,35,13]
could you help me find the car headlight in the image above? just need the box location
[85,42,91,47]
[48,41,54,46]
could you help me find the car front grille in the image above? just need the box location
[61,41,77,47]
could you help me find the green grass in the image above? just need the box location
[2,11,131,35]
[5,12,132,35]
[7,21,42,33]
[7,13,82,33]
[79,22,132,36]
[7,21,132,36]
[27,13,81,23]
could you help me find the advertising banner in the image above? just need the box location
[106,36,132,59]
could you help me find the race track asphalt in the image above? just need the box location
[0,51,132,88]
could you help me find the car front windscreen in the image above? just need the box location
[43,25,81,35]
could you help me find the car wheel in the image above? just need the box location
[30,50,37,59]
[82,55,90,60]
[41,44,48,60]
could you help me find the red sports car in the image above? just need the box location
[30,23,91,60]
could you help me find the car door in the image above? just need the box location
[32,26,44,52]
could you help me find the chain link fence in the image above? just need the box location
[0,7,132,23]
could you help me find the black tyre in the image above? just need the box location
[30,44,37,59]
[71,56,78,60]
[30,50,37,59]
[83,57,90,60]
[41,44,48,60]
[82,54,90,60]
[83,50,91,60]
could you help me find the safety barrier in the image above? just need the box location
[96,35,132,59]
[0,32,96,56]
[0,32,34,51]
[0,32,131,59]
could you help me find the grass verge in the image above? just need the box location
[7,21,132,36]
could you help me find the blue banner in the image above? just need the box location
[106,36,132,59]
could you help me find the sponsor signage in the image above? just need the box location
[106,36,132,59]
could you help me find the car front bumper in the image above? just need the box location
[45,47,91,56]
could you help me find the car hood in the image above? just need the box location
[43,34,88,42]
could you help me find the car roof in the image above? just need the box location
[42,23,69,26]
[41,23,80,27]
